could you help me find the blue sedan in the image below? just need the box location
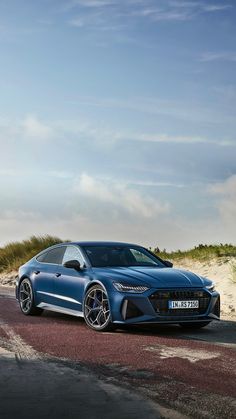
[15,241,220,332]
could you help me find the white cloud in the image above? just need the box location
[72,0,114,7]
[203,5,232,12]
[152,10,191,22]
[74,173,169,218]
[66,0,233,34]
[199,52,236,63]
[128,180,185,188]
[0,203,232,250]
[209,175,236,227]
[69,95,236,126]
[22,115,53,140]
[60,111,236,147]
[69,17,86,27]
[0,115,54,145]
[1,112,235,152]
[47,170,74,179]
[132,132,213,144]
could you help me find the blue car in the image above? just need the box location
[16,241,220,332]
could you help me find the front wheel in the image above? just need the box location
[179,321,211,329]
[83,285,114,332]
[19,278,43,316]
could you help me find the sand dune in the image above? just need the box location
[173,257,236,321]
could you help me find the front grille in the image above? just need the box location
[149,289,211,316]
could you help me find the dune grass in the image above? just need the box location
[154,243,236,261]
[0,235,64,273]
[0,236,236,274]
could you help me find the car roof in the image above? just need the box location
[64,241,143,247]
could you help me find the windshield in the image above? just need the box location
[82,245,166,268]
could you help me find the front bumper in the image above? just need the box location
[110,287,220,325]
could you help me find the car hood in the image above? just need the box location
[93,266,209,288]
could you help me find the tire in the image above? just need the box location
[19,278,43,316]
[83,284,114,332]
[179,321,211,329]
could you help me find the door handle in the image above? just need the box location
[34,271,40,275]
[55,273,61,278]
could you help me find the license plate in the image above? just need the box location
[168,300,199,309]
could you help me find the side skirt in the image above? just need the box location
[37,302,84,318]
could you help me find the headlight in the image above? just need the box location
[113,282,149,293]
[206,282,215,292]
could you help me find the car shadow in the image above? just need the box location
[116,319,236,347]
[42,310,236,347]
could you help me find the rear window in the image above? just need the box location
[36,247,66,264]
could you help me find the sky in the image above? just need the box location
[0,0,236,250]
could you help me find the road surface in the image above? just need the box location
[0,287,236,418]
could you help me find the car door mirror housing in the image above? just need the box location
[164,260,173,268]
[63,259,81,271]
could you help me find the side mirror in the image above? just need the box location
[164,260,173,268]
[63,259,81,271]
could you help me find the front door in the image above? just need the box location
[53,245,87,312]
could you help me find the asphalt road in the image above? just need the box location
[0,287,236,418]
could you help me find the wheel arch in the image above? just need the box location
[83,280,108,298]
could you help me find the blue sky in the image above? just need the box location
[0,0,236,249]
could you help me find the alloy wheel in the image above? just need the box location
[84,286,111,330]
[19,279,33,313]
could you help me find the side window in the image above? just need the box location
[62,246,84,266]
[39,247,66,264]
[36,252,48,262]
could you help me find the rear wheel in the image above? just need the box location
[179,321,211,329]
[83,285,114,332]
[19,278,43,316]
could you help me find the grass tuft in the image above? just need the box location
[0,235,65,273]
[153,243,236,261]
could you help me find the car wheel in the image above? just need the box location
[83,284,114,332]
[179,321,211,329]
[19,278,43,316]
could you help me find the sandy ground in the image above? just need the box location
[173,257,236,321]
[0,257,235,320]
[0,271,18,288]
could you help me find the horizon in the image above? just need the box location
[1,235,236,253]
[0,0,236,250]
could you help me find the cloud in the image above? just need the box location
[131,132,215,145]
[1,112,235,156]
[69,17,86,27]
[199,52,236,63]
[74,173,169,218]
[69,95,236,131]
[66,0,233,35]
[209,175,236,227]
[71,0,114,7]
[202,4,232,12]
[58,115,218,145]
[21,115,53,140]
[128,180,185,188]
[0,198,232,250]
